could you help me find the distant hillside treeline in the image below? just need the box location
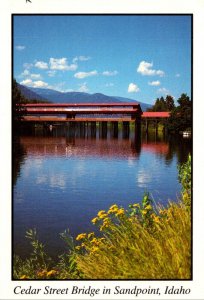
[16,81,151,111]
[16,82,52,104]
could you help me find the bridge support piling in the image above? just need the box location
[70,122,76,136]
[163,119,168,136]
[122,121,129,138]
[90,122,96,137]
[145,119,149,133]
[112,121,118,138]
[85,122,89,138]
[135,116,141,137]
[100,121,107,138]
[154,119,158,135]
[79,122,85,137]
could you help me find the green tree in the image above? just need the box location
[167,93,192,132]
[12,79,25,125]
[147,95,175,112]
[165,95,175,111]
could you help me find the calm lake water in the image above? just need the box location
[13,124,191,258]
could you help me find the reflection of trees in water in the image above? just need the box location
[13,136,27,186]
[141,131,192,166]
[131,133,142,157]
[167,135,192,165]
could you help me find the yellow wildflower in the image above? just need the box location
[20,275,29,279]
[76,233,87,241]
[109,204,118,210]
[183,191,189,201]
[91,217,98,224]
[97,210,108,219]
[91,246,99,253]
[132,203,140,208]
[88,232,95,239]
[47,270,58,277]
[37,270,47,277]
[103,217,110,223]
[153,216,160,223]
[159,209,167,216]
[100,224,108,231]
[103,219,109,224]
[108,245,115,250]
[116,208,125,217]
[75,246,81,251]
[91,238,100,245]
[145,204,152,210]
[141,210,147,215]
[108,204,119,214]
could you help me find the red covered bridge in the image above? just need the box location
[142,111,170,118]
[19,102,170,133]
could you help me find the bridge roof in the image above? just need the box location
[24,107,140,114]
[142,111,170,118]
[21,102,143,115]
[22,102,141,107]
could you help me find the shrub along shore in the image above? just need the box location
[14,155,191,280]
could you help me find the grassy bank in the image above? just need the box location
[14,156,191,280]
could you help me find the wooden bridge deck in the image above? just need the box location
[22,116,137,122]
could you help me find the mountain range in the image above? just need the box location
[18,83,151,111]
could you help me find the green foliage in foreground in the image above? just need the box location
[13,156,192,280]
[178,154,191,209]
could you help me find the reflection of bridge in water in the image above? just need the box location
[19,135,169,159]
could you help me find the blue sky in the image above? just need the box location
[13,15,192,105]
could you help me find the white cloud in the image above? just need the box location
[20,79,33,86]
[128,83,140,93]
[21,69,30,77]
[20,79,48,88]
[15,45,25,51]
[74,70,98,79]
[102,70,118,76]
[137,61,165,77]
[137,169,152,188]
[148,80,161,86]
[30,73,42,79]
[23,63,33,69]
[31,80,49,88]
[64,89,75,92]
[35,61,48,69]
[79,56,91,61]
[157,87,169,95]
[20,69,41,80]
[175,73,181,77]
[73,56,91,63]
[50,57,77,71]
[105,83,114,87]
[66,64,78,71]
[47,70,56,77]
[50,82,66,92]
[49,174,66,190]
[78,82,89,92]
